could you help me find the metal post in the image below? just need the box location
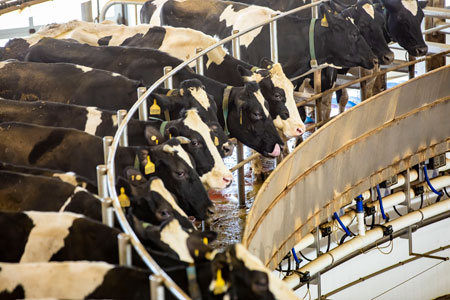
[118,233,132,266]
[232,30,246,208]
[96,164,109,199]
[102,136,113,165]
[316,226,322,299]
[359,67,367,101]
[196,48,204,75]
[117,110,129,147]
[314,69,322,123]
[138,87,148,121]
[163,66,173,89]
[406,168,413,254]
[408,54,416,80]
[101,197,114,227]
[150,274,165,300]
[269,14,279,63]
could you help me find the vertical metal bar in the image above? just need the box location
[269,14,279,63]
[103,136,113,165]
[314,69,322,123]
[316,226,322,299]
[118,233,132,266]
[408,54,416,80]
[195,48,204,75]
[138,87,148,121]
[359,67,367,101]
[101,197,114,227]
[232,29,246,208]
[405,168,413,255]
[312,0,318,19]
[96,165,109,199]
[117,110,129,147]
[163,66,173,89]
[150,275,165,300]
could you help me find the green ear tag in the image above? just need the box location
[144,155,155,175]
[214,136,219,146]
[150,99,161,115]
[321,15,328,27]
[118,187,130,208]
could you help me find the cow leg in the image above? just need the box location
[338,88,349,113]
[321,93,332,121]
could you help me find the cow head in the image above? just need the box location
[145,109,233,190]
[340,0,394,64]
[379,0,428,56]
[131,215,217,263]
[227,67,284,157]
[208,244,297,299]
[116,167,194,229]
[249,59,306,139]
[317,4,378,69]
[136,139,213,221]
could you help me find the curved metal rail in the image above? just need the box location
[242,64,450,270]
[103,1,328,298]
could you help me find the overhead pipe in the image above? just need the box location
[269,14,279,63]
[284,198,450,287]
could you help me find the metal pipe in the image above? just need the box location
[422,21,450,35]
[117,110,129,147]
[313,69,322,123]
[138,87,148,121]
[316,226,322,299]
[99,0,147,21]
[195,48,204,75]
[101,197,114,227]
[118,233,132,266]
[285,198,450,284]
[269,14,279,63]
[163,66,173,89]
[102,136,113,165]
[150,275,165,300]
[96,164,109,199]
[231,29,246,208]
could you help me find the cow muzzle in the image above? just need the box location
[413,45,428,57]
[222,141,235,157]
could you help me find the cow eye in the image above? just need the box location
[251,112,263,121]
[160,209,171,218]
[175,170,186,179]
[274,92,283,101]
[191,139,200,147]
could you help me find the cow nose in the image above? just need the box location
[415,46,428,56]
[296,127,304,135]
[223,176,232,187]
[382,52,395,64]
[222,142,235,157]
[372,57,379,66]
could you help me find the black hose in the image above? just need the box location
[370,213,375,230]
[436,193,442,203]
[444,187,450,198]
[326,234,331,253]
[393,205,403,217]
[340,233,348,245]
[420,193,424,209]
[299,250,312,262]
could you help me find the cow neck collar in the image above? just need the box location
[222,86,233,136]
[309,18,318,68]
[148,116,169,137]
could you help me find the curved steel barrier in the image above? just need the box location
[101,2,328,298]
[242,64,450,270]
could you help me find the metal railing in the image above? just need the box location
[99,1,329,298]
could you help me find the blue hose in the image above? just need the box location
[292,248,301,264]
[423,165,443,197]
[333,212,352,236]
[356,197,364,213]
[376,184,388,220]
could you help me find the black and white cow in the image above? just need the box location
[23,21,305,139]
[0,211,215,265]
[141,0,377,76]
[0,171,101,221]
[374,0,428,56]
[0,122,213,220]
[0,161,96,192]
[0,60,141,111]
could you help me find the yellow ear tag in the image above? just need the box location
[136,174,142,181]
[144,155,155,175]
[169,133,172,139]
[150,99,161,115]
[118,187,130,208]
[213,269,227,295]
[239,109,243,125]
[194,249,199,257]
[151,135,159,145]
[214,136,219,146]
[321,15,328,27]
[131,175,135,181]
[203,237,209,245]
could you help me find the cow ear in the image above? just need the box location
[418,0,427,9]
[123,166,147,185]
[115,176,133,197]
[167,125,180,138]
[259,58,274,69]
[200,230,218,243]
[381,0,399,10]
[150,93,172,111]
[237,65,253,78]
